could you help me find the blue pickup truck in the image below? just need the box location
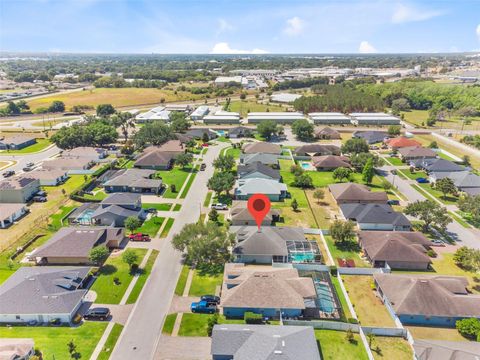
[190,300,217,314]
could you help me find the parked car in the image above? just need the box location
[84,307,111,321]
[431,239,446,247]
[200,163,206,171]
[211,203,228,210]
[387,199,400,206]
[32,196,47,202]
[202,143,209,147]
[36,190,47,197]
[129,233,151,242]
[26,162,34,167]
[22,167,33,172]
[191,301,216,314]
[416,177,429,184]
[200,295,220,305]
[390,169,397,175]
[2,170,15,177]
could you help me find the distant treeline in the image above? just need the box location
[293,85,385,113]
[272,77,329,91]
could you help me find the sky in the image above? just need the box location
[1,0,479,54]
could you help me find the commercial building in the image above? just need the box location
[0,135,37,150]
[189,106,209,121]
[0,177,40,203]
[247,112,306,124]
[350,112,401,126]
[203,110,241,124]
[309,112,351,125]
[270,93,302,103]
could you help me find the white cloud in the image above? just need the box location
[210,42,268,54]
[476,24,480,41]
[217,19,234,35]
[392,4,444,24]
[283,16,305,36]
[358,41,377,53]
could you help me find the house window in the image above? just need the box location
[16,315,20,319]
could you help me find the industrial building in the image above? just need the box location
[350,112,401,126]
[203,110,241,124]
[247,112,306,124]
[308,112,351,125]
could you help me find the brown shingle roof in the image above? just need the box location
[328,183,388,203]
[374,273,480,317]
[398,146,437,158]
[314,127,341,139]
[312,155,350,169]
[242,142,282,155]
[294,144,341,156]
[229,201,280,223]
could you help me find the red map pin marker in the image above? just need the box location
[247,193,271,231]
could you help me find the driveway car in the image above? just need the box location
[200,295,220,305]
[416,177,429,184]
[84,307,111,321]
[387,199,400,206]
[129,233,151,242]
[191,300,216,314]
[33,196,47,202]
[212,203,228,210]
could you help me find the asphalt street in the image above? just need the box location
[0,144,60,174]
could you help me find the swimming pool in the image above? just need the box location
[290,252,315,263]
[216,130,226,136]
[300,162,315,171]
[315,281,336,313]
[77,209,95,224]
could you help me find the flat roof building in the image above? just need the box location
[247,112,306,124]
[309,112,351,125]
[350,112,401,126]
[270,93,302,103]
[189,106,209,121]
[203,110,240,124]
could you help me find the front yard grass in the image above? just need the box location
[0,322,108,359]
[315,329,368,360]
[203,191,213,207]
[97,323,124,360]
[417,183,458,205]
[134,216,165,237]
[188,269,223,297]
[225,147,241,159]
[91,248,148,304]
[342,275,396,327]
[156,166,192,199]
[372,337,413,360]
[142,203,172,211]
[0,138,51,154]
[126,249,159,304]
[178,313,211,336]
[386,157,404,166]
[174,265,190,296]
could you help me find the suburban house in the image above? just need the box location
[134,140,184,170]
[228,201,281,226]
[186,128,217,140]
[103,169,163,194]
[221,263,316,318]
[328,183,388,204]
[69,193,145,226]
[374,273,480,326]
[28,169,69,186]
[239,153,279,168]
[385,137,422,150]
[398,146,437,162]
[0,203,28,228]
[340,203,411,231]
[237,162,281,181]
[429,171,480,195]
[294,144,341,157]
[0,338,35,359]
[211,324,321,360]
[413,340,480,360]
[314,126,341,140]
[29,227,125,265]
[417,158,465,173]
[228,126,253,138]
[358,231,432,269]
[311,155,351,171]
[174,132,194,144]
[42,156,94,173]
[242,142,282,155]
[0,266,91,324]
[234,178,287,201]
[0,135,37,150]
[353,130,388,144]
[0,177,40,203]
[63,147,107,161]
[230,226,319,264]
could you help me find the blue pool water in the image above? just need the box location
[217,130,226,136]
[315,281,335,313]
[290,252,315,262]
[77,209,94,223]
[301,162,310,169]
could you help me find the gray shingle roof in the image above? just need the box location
[234,178,287,197]
[101,193,141,206]
[229,201,280,223]
[353,131,388,144]
[340,203,411,226]
[103,169,161,188]
[237,162,281,181]
[312,155,351,169]
[0,177,38,190]
[239,153,279,166]
[211,324,321,360]
[374,273,480,317]
[294,144,340,156]
[91,205,140,219]
[0,266,90,315]
[423,158,464,172]
[414,340,480,360]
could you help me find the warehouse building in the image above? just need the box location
[350,112,401,126]
[189,106,210,121]
[308,112,351,125]
[247,112,306,124]
[203,110,241,124]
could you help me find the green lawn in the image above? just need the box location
[225,147,241,159]
[203,192,213,207]
[134,216,165,237]
[90,248,148,304]
[160,218,174,238]
[413,183,458,205]
[315,329,368,360]
[0,322,108,359]
[188,270,223,297]
[142,203,172,211]
[373,337,413,360]
[82,189,108,201]
[0,138,51,154]
[156,166,192,198]
[97,324,124,360]
[175,265,190,296]
[48,205,76,231]
[173,204,182,211]
[386,157,404,166]
[0,269,15,285]
[162,313,177,335]
[126,250,159,304]
[330,275,353,320]
[178,313,212,336]
[180,171,197,198]
[324,235,367,267]
[398,169,428,181]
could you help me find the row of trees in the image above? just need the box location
[51,121,118,149]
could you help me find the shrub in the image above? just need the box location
[456,318,480,339]
[244,312,263,324]
[426,249,437,258]
[330,266,337,276]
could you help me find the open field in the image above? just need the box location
[403,109,480,131]
[342,275,396,327]
[27,88,206,111]
[315,329,368,360]
[229,100,285,117]
[0,322,108,359]
[0,138,51,154]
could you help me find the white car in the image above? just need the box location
[431,239,445,247]
[211,203,228,210]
